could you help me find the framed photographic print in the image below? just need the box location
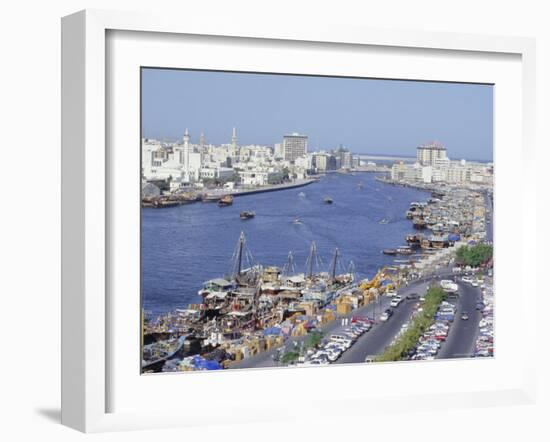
[61,9,537,432]
[140,67,494,373]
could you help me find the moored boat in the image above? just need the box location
[412,218,427,229]
[218,195,234,207]
[240,211,255,220]
[202,193,222,202]
[405,234,423,247]
[396,246,414,255]
[324,196,333,204]
[383,249,397,255]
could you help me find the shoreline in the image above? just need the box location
[207,178,318,199]
[142,178,319,208]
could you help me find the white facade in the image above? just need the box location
[199,166,234,180]
[283,133,308,162]
[294,154,312,170]
[239,169,279,186]
[142,139,167,179]
[274,143,284,159]
[421,165,433,183]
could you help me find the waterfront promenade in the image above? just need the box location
[204,178,318,199]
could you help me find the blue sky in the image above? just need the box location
[141,68,493,161]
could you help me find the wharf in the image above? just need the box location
[204,178,318,199]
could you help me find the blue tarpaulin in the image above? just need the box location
[192,356,222,370]
[448,234,461,242]
[263,327,282,336]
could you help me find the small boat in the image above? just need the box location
[298,192,306,197]
[412,218,427,229]
[357,183,364,190]
[218,195,234,207]
[292,218,302,224]
[382,249,397,255]
[379,218,390,225]
[240,211,255,220]
[202,193,222,202]
[396,246,414,255]
[324,196,333,204]
[405,234,423,247]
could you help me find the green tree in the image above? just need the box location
[280,351,300,364]
[376,287,447,362]
[456,244,493,267]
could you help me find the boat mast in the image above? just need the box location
[252,280,261,328]
[307,241,317,279]
[284,251,295,276]
[234,231,245,279]
[348,260,356,279]
[330,248,340,281]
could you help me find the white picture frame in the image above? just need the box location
[61,9,537,433]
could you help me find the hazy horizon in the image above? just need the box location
[142,68,493,162]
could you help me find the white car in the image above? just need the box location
[390,298,402,308]
[329,337,352,349]
[325,348,342,362]
[380,312,390,322]
[308,358,330,366]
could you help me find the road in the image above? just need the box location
[336,281,429,364]
[232,277,431,369]
[436,280,481,359]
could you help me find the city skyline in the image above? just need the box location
[142,68,493,162]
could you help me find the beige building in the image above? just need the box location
[417,141,448,166]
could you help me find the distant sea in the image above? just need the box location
[141,173,431,316]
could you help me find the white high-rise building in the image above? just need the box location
[283,133,308,162]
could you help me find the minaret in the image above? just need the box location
[231,127,238,149]
[183,128,190,181]
[199,132,206,148]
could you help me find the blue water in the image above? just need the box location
[141,173,430,315]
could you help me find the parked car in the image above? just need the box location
[380,309,393,322]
